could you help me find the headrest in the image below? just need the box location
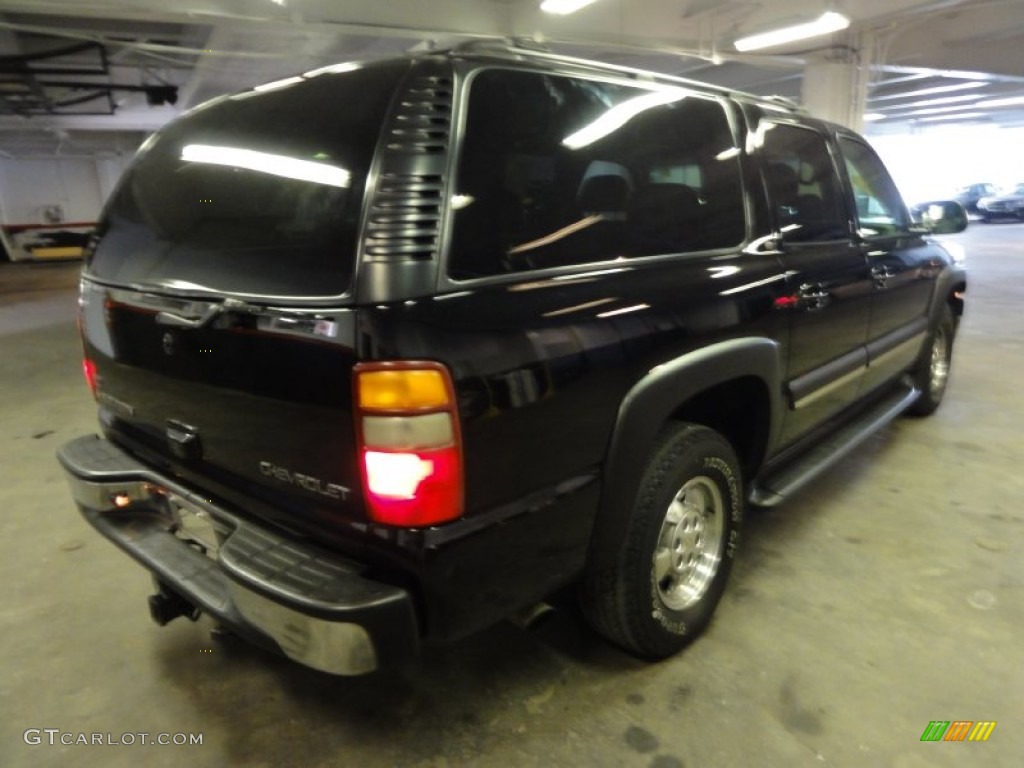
[578,175,630,213]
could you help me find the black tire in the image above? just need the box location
[908,304,955,417]
[580,423,742,659]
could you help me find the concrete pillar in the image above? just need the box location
[801,46,869,132]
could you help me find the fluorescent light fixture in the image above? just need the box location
[253,76,304,92]
[734,11,849,52]
[563,88,688,149]
[884,66,991,81]
[918,112,986,122]
[977,95,1024,108]
[875,74,931,87]
[181,144,351,188]
[869,82,986,101]
[932,69,991,81]
[870,95,985,116]
[541,0,599,15]
[904,104,990,117]
[898,94,985,109]
[863,113,885,121]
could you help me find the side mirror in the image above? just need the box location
[910,200,968,234]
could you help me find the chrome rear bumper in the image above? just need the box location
[57,435,419,675]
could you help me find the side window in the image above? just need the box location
[447,69,746,279]
[760,122,848,243]
[649,164,702,186]
[838,136,909,237]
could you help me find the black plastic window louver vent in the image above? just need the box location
[364,72,453,262]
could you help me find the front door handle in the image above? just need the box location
[871,265,896,288]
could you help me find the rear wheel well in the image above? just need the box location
[669,376,771,481]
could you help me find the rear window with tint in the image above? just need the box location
[89,60,408,299]
[448,68,745,279]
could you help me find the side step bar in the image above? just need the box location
[750,381,920,507]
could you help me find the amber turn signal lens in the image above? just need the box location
[357,369,450,411]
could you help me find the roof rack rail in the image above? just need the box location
[432,36,788,106]
[451,36,552,54]
[763,95,806,113]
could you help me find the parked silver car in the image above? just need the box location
[978,184,1024,221]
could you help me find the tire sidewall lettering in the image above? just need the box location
[650,575,688,635]
[648,448,741,636]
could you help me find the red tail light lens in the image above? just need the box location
[82,358,98,399]
[362,447,462,527]
[354,362,463,527]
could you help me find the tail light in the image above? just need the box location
[77,308,98,400]
[82,358,98,399]
[353,362,464,527]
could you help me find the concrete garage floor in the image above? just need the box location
[1,226,1021,768]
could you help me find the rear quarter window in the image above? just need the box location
[89,60,409,299]
[448,68,745,279]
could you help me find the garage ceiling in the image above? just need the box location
[1,0,1023,158]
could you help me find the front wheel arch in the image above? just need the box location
[908,303,955,417]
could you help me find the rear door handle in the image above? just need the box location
[798,283,831,311]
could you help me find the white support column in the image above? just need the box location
[802,58,862,131]
[801,37,870,132]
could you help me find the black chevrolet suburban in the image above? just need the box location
[58,41,967,675]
